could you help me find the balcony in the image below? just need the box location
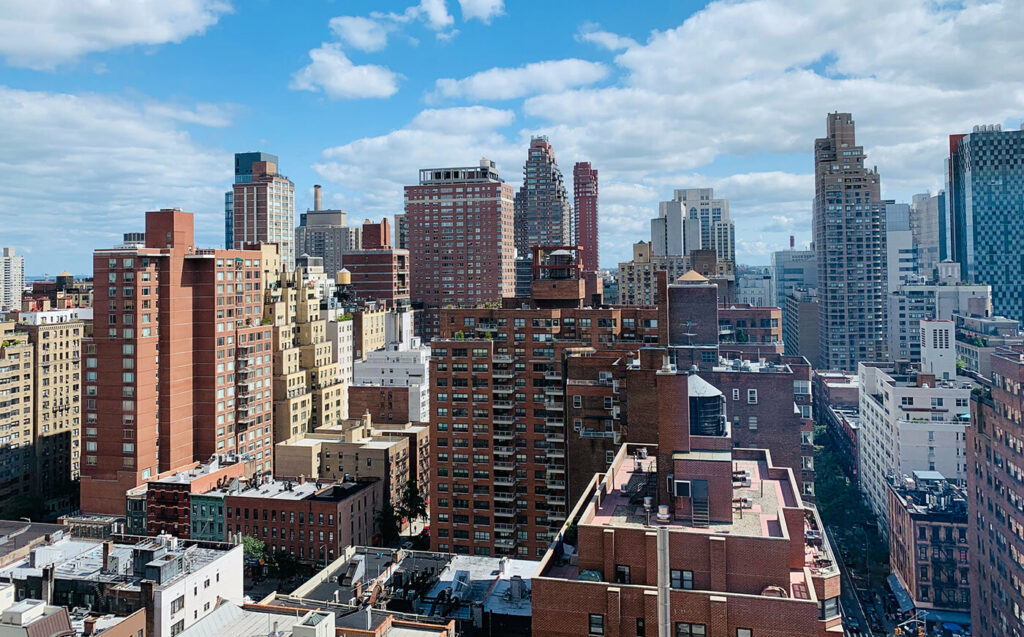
[544,386,562,396]
[493,354,514,364]
[545,432,565,443]
[494,461,515,471]
[493,415,515,425]
[544,401,563,411]
[494,507,515,517]
[548,510,566,522]
[547,480,566,490]
[493,400,514,409]
[493,369,515,379]
[495,537,517,549]
[494,446,515,456]
[545,466,565,475]
[492,385,514,395]
[546,448,564,459]
[544,371,562,381]
[494,522,516,533]
[546,495,566,506]
[545,418,564,427]
[494,476,517,487]
[493,429,515,440]
[494,491,516,503]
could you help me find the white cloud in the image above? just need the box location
[290,43,401,99]
[417,0,454,30]
[329,16,394,52]
[0,86,232,273]
[313,0,1024,265]
[457,0,504,23]
[432,59,609,101]
[0,0,230,70]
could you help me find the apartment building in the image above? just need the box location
[229,152,295,270]
[80,211,273,515]
[342,219,410,308]
[858,361,972,528]
[352,310,429,423]
[0,323,33,506]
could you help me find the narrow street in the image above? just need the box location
[827,524,874,636]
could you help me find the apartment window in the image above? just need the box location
[675,623,705,637]
[614,565,630,584]
[747,389,757,404]
[636,619,646,637]
[573,395,582,408]
[670,569,693,589]
[732,388,739,401]
[589,614,605,636]
[170,621,184,637]
[171,595,185,613]
[747,417,758,431]
[737,630,753,637]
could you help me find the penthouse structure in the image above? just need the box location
[968,347,1024,635]
[405,159,515,338]
[80,211,274,515]
[229,152,295,271]
[532,382,841,636]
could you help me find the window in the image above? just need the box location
[171,621,184,637]
[747,389,757,404]
[747,417,758,431]
[737,630,753,637]
[675,623,705,637]
[636,619,646,637]
[671,569,693,589]
[171,595,185,613]
[615,565,630,584]
[818,596,839,619]
[732,388,739,401]
[589,614,605,636]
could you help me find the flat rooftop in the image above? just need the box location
[0,521,67,560]
[588,456,794,538]
[229,479,372,502]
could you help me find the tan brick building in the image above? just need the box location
[0,322,33,505]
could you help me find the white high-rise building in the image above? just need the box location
[0,248,24,312]
[650,188,732,260]
[857,360,972,529]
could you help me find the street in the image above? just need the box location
[826,524,896,637]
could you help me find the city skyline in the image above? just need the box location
[3,1,1024,274]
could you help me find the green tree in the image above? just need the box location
[375,501,401,545]
[241,536,269,564]
[397,480,427,533]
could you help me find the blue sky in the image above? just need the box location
[2,0,1023,275]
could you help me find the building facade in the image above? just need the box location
[813,113,889,370]
[0,249,25,312]
[295,208,362,279]
[968,346,1024,635]
[572,162,599,273]
[954,312,1022,378]
[229,152,295,271]
[352,310,429,423]
[405,159,515,338]
[0,323,33,507]
[80,211,274,515]
[341,219,410,308]
[857,362,971,527]
[514,137,571,257]
[784,288,820,363]
[949,125,1024,323]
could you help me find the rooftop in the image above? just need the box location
[0,521,67,562]
[227,478,373,502]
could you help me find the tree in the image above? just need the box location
[375,501,401,545]
[241,536,269,565]
[397,480,427,533]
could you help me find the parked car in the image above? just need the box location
[845,617,861,633]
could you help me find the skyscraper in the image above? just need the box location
[813,113,889,370]
[572,162,599,272]
[514,137,571,257]
[229,151,295,271]
[0,247,25,311]
[948,124,1024,322]
[405,159,515,338]
[80,210,273,514]
[295,185,362,277]
[910,191,943,279]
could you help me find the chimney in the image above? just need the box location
[83,618,97,637]
[314,185,322,212]
[142,581,156,637]
[102,540,112,572]
[41,565,54,605]
[790,235,795,249]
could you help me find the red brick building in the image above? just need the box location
[405,159,515,339]
[718,303,783,354]
[81,210,274,514]
[573,162,599,273]
[348,384,413,425]
[342,219,410,308]
[224,477,382,565]
[143,456,253,538]
[532,361,841,636]
[968,347,1024,636]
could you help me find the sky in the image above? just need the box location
[2,0,1024,276]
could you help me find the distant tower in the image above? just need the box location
[230,152,295,270]
[573,162,599,273]
[0,247,25,311]
[514,137,571,257]
[813,113,889,370]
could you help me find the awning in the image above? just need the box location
[920,609,972,627]
[887,573,915,613]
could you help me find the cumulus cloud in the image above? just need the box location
[432,59,609,101]
[312,0,1024,265]
[0,0,231,70]
[0,86,232,273]
[290,43,401,99]
[457,0,504,23]
[329,16,395,52]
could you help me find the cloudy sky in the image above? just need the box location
[2,0,1023,275]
